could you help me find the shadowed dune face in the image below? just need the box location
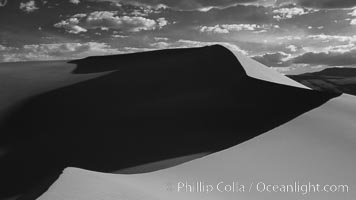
[289,67,356,95]
[0,45,339,198]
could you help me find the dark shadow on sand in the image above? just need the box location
[0,45,340,199]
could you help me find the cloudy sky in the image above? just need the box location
[1,0,356,73]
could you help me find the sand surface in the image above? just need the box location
[0,60,111,121]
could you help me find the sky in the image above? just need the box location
[1,0,356,74]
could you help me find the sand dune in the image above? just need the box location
[37,93,356,200]
[289,67,356,95]
[0,45,340,199]
[0,60,110,119]
[233,52,309,89]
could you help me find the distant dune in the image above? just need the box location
[288,67,356,95]
[0,45,339,199]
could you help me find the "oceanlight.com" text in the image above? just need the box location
[169,181,349,195]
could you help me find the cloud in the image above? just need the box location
[275,34,356,53]
[292,49,356,66]
[200,24,260,33]
[156,18,168,27]
[273,0,356,9]
[272,6,317,20]
[306,34,356,43]
[0,37,198,63]
[253,43,356,68]
[0,42,121,62]
[297,0,356,9]
[89,0,258,11]
[19,0,39,13]
[348,9,356,17]
[199,24,279,34]
[69,0,80,4]
[348,8,356,25]
[54,18,88,34]
[86,11,164,32]
[286,44,298,52]
[301,35,356,53]
[317,43,356,53]
[252,52,292,67]
[128,4,168,16]
[274,0,295,7]
[0,40,244,63]
[86,11,168,32]
[0,45,15,51]
[54,11,168,33]
[122,47,157,52]
[73,13,87,18]
[111,34,129,38]
[154,37,169,41]
[0,0,7,6]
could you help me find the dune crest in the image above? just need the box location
[231,51,309,89]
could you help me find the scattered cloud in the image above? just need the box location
[252,52,292,67]
[128,4,167,16]
[286,44,298,52]
[54,11,168,34]
[122,46,157,53]
[72,13,87,18]
[88,0,258,11]
[348,8,356,25]
[1,0,356,72]
[156,18,168,27]
[316,43,356,53]
[297,0,356,9]
[306,34,356,43]
[1,40,248,63]
[199,24,279,34]
[19,0,39,13]
[348,9,356,17]
[200,24,260,33]
[350,19,356,25]
[272,6,317,20]
[0,42,121,62]
[86,11,166,32]
[0,44,15,51]
[111,34,129,38]
[253,42,356,68]
[69,0,80,4]
[54,18,88,34]
[154,37,169,41]
[292,49,356,66]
